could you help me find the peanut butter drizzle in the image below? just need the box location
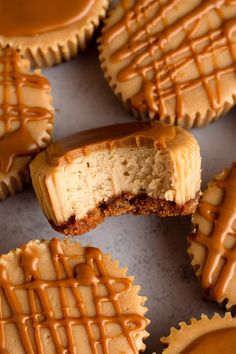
[191,163,236,302]
[46,122,176,166]
[181,328,236,354]
[0,0,96,37]
[0,47,53,174]
[0,239,147,353]
[102,0,236,117]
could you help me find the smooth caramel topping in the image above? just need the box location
[46,122,176,166]
[191,163,236,302]
[0,47,53,174]
[0,239,147,353]
[181,328,236,354]
[102,0,236,117]
[74,263,98,285]
[0,0,96,37]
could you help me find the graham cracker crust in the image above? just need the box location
[50,192,199,236]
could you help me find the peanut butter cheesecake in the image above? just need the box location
[0,47,54,200]
[30,122,201,235]
[0,0,110,67]
[0,238,148,353]
[161,313,236,354]
[99,0,236,128]
[188,162,236,309]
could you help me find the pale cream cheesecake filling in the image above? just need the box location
[30,123,201,227]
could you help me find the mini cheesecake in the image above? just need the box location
[30,122,201,235]
[0,0,110,67]
[162,313,236,354]
[0,47,54,200]
[188,162,236,309]
[0,238,148,353]
[99,0,236,128]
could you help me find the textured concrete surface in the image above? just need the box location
[0,40,236,353]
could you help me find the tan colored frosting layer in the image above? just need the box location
[46,122,176,166]
[0,238,148,353]
[0,0,96,36]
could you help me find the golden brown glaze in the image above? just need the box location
[46,122,176,166]
[0,238,147,353]
[0,48,53,174]
[180,328,236,354]
[190,163,236,302]
[0,0,96,36]
[102,0,236,118]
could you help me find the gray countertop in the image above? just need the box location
[0,42,236,353]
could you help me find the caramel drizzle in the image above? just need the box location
[191,163,236,302]
[0,47,53,174]
[0,239,147,353]
[102,0,236,117]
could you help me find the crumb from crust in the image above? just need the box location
[50,192,199,236]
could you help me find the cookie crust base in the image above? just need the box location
[50,192,199,235]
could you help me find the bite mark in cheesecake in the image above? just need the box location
[30,122,201,235]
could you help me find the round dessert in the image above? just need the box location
[99,0,236,128]
[30,122,201,236]
[0,238,149,353]
[0,0,110,67]
[161,313,236,354]
[188,162,236,309]
[0,47,54,200]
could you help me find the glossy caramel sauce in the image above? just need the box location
[0,0,96,36]
[181,327,236,354]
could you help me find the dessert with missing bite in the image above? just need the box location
[0,47,54,200]
[30,122,201,235]
[99,0,236,128]
[188,162,236,309]
[162,313,236,354]
[0,238,149,353]
[0,0,110,67]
